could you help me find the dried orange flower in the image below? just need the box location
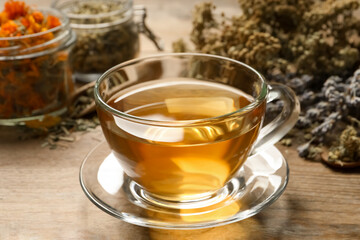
[0,0,61,38]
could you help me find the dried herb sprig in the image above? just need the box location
[42,116,100,149]
[299,70,359,130]
[41,81,100,149]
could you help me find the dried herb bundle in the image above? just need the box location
[189,0,360,77]
[179,0,360,166]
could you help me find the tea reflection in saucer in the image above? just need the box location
[149,217,263,240]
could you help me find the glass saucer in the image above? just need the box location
[79,141,289,229]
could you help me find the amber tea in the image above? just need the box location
[97,78,265,201]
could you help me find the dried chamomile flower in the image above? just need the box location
[324,126,360,167]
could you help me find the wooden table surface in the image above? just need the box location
[1,1,359,239]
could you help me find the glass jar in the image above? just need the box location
[0,8,76,127]
[52,0,162,82]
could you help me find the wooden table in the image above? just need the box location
[1,1,359,239]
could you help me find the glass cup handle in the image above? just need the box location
[252,83,300,155]
[134,5,164,51]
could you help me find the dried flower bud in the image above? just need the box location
[296,115,311,128]
[299,90,317,106]
[311,112,341,137]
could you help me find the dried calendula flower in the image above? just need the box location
[0,1,61,38]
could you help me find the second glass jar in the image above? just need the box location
[53,0,141,82]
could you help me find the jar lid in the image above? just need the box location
[52,0,133,29]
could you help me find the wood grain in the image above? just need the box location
[1,0,359,239]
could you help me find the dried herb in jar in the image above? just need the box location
[0,0,74,120]
[59,0,140,77]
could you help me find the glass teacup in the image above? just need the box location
[94,53,299,207]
